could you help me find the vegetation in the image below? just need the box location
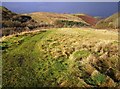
[1,6,39,36]
[95,12,120,29]
[55,20,89,27]
[0,6,90,36]
[2,28,119,87]
[1,6,119,37]
[1,6,120,88]
[73,14,99,26]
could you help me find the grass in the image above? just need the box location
[71,50,90,60]
[2,28,119,87]
[95,12,120,29]
[86,73,106,86]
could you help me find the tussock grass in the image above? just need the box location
[2,28,119,87]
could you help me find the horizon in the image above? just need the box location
[2,2,119,17]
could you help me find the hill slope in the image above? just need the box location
[0,6,92,36]
[0,6,17,20]
[0,6,38,36]
[2,28,119,87]
[95,12,120,29]
[28,12,90,27]
[73,14,99,26]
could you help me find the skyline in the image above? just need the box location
[2,2,119,17]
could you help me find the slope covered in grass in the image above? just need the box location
[2,28,120,87]
[28,12,90,27]
[95,12,120,29]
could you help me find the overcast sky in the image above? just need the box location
[2,2,119,17]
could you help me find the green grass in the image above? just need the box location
[2,28,119,87]
[86,73,106,86]
[72,50,90,60]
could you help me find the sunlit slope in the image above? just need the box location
[2,28,119,87]
[28,12,90,27]
[95,12,120,29]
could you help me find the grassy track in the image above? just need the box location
[2,28,119,87]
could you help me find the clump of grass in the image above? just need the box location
[70,50,90,61]
[86,73,106,86]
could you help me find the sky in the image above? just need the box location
[2,2,119,17]
[1,0,119,2]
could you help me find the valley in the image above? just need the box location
[0,4,120,88]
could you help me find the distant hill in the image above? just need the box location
[28,12,90,28]
[95,12,120,29]
[0,7,93,36]
[73,14,99,26]
[1,6,118,36]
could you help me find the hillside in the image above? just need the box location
[0,6,39,36]
[28,12,90,27]
[0,6,17,20]
[2,28,120,87]
[95,12,120,29]
[2,6,119,36]
[73,14,99,26]
[0,6,94,36]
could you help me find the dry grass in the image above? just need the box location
[28,12,88,25]
[2,28,119,87]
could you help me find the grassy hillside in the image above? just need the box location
[1,6,119,37]
[95,12,120,29]
[0,6,92,36]
[28,12,90,27]
[2,28,120,87]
